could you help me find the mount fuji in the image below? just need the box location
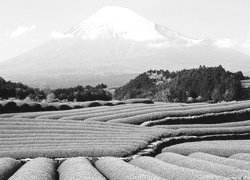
[1,6,250,88]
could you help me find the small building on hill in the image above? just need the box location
[240,80,250,100]
[241,80,250,89]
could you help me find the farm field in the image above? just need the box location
[1,100,250,179]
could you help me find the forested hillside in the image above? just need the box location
[0,77,111,102]
[114,66,248,102]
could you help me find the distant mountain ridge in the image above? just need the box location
[1,5,250,88]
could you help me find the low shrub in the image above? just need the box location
[124,98,154,104]
[176,126,250,136]
[143,108,250,126]
[153,119,250,129]
[58,104,72,110]
[72,105,83,109]
[0,157,22,180]
[229,153,250,162]
[156,152,250,179]
[43,105,58,111]
[129,156,224,180]
[9,157,56,180]
[18,103,32,112]
[95,157,165,180]
[58,157,106,180]
[189,152,250,170]
[162,140,250,157]
[2,101,18,112]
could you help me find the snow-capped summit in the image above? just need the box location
[68,5,164,41]
[67,5,203,44]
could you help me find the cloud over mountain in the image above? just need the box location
[11,25,36,37]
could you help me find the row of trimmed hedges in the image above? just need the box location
[162,140,250,157]
[6,154,250,180]
[0,118,170,159]
[0,99,153,114]
[156,152,250,179]
[143,108,250,126]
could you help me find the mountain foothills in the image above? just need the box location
[1,6,250,88]
[114,66,249,103]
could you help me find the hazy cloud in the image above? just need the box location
[11,25,36,37]
[242,39,250,49]
[50,31,73,39]
[241,29,250,48]
[214,38,237,48]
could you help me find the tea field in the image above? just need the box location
[1,99,250,179]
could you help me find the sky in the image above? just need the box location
[1,0,250,62]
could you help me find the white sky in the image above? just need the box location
[1,0,250,62]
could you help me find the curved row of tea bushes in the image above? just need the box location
[42,101,205,121]
[109,101,250,125]
[58,157,106,180]
[230,153,250,162]
[12,101,199,121]
[61,104,194,121]
[162,140,250,157]
[0,118,171,159]
[156,152,250,179]
[4,101,156,119]
[189,152,250,170]
[129,156,225,180]
[0,157,22,180]
[143,108,250,126]
[95,157,165,180]
[9,157,56,180]
[37,103,174,120]
[174,126,250,136]
[153,119,250,129]
[0,99,153,114]
[61,100,250,123]
[11,103,152,119]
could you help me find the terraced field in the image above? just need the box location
[1,99,250,179]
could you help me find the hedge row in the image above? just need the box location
[0,157,22,180]
[189,152,250,170]
[108,101,250,125]
[129,156,224,180]
[0,98,153,114]
[156,152,250,179]
[95,157,165,180]
[0,118,170,159]
[143,108,250,126]
[8,157,56,180]
[162,140,250,157]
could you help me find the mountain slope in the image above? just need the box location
[1,5,250,88]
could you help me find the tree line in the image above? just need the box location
[0,77,111,102]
